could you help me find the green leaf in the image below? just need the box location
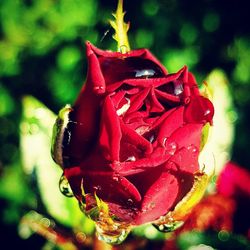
[20,96,94,232]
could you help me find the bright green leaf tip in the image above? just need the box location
[110,0,130,53]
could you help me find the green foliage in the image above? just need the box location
[20,96,94,232]
[177,231,250,250]
[0,0,97,76]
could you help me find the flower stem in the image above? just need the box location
[110,0,130,53]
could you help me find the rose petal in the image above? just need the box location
[115,147,171,176]
[111,90,126,109]
[155,88,181,103]
[99,96,122,161]
[169,147,199,174]
[148,88,165,113]
[86,41,168,75]
[120,122,153,154]
[127,88,150,113]
[65,166,142,205]
[64,88,101,166]
[157,106,184,146]
[126,167,179,225]
[86,43,106,94]
[166,123,204,151]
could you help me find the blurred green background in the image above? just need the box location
[0,0,249,249]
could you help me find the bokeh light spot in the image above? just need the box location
[203,12,220,32]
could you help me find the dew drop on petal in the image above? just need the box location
[162,137,167,146]
[187,144,198,154]
[116,98,130,116]
[96,224,130,245]
[125,156,136,162]
[93,185,102,191]
[135,69,156,78]
[174,83,184,95]
[149,134,155,143]
[112,175,120,182]
[59,174,74,197]
[127,198,134,206]
[165,142,178,155]
[93,86,105,94]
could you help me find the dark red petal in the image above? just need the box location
[63,87,101,166]
[187,71,198,86]
[99,57,165,86]
[157,106,184,146]
[86,43,106,94]
[65,166,142,205]
[111,90,126,109]
[155,88,180,103]
[149,88,165,113]
[114,147,170,176]
[99,96,122,162]
[86,41,168,74]
[127,88,150,113]
[178,65,189,83]
[166,123,203,154]
[126,167,179,225]
[120,122,153,154]
[136,174,178,224]
[169,146,199,173]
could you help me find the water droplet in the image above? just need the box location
[149,134,155,143]
[162,137,167,146]
[96,223,130,245]
[75,232,86,243]
[93,185,102,191]
[184,96,214,124]
[59,174,74,197]
[93,86,105,94]
[165,142,178,155]
[112,176,119,182]
[125,156,136,162]
[184,97,190,104]
[187,144,198,154]
[153,220,184,232]
[116,98,130,116]
[127,198,134,206]
[40,218,51,228]
[174,83,184,95]
[149,202,156,209]
[135,69,156,78]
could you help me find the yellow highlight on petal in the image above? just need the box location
[110,0,131,53]
[170,171,210,221]
[154,170,212,232]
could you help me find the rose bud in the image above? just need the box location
[51,41,214,244]
[51,0,214,244]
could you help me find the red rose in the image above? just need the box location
[52,42,214,227]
